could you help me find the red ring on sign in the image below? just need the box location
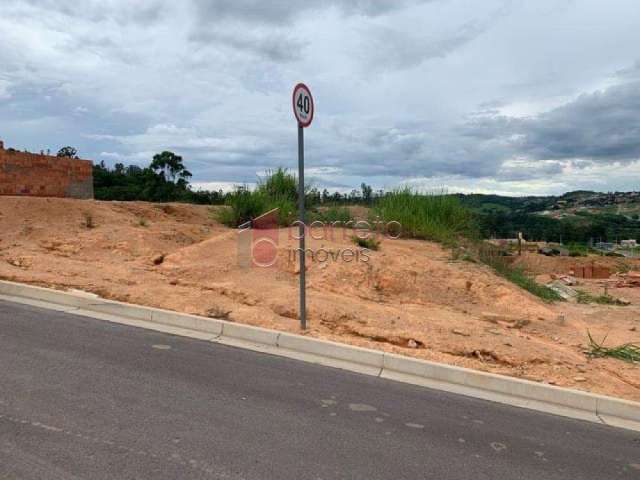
[292,83,314,128]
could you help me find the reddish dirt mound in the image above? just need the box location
[1,196,639,401]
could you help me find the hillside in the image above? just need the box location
[0,196,639,401]
[459,191,640,242]
[459,190,640,215]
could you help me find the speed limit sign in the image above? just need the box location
[292,83,314,127]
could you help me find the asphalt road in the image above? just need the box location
[0,300,638,479]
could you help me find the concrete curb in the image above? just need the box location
[1,280,639,432]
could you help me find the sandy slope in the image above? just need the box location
[1,196,639,401]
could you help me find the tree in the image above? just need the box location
[307,187,321,205]
[57,146,78,158]
[150,151,192,184]
[361,183,373,204]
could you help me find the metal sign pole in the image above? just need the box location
[292,82,313,331]
[298,123,306,330]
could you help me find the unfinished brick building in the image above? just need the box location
[0,140,93,199]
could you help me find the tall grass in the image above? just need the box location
[373,188,475,244]
[268,195,297,226]
[257,168,298,200]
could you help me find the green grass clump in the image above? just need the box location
[373,188,474,245]
[352,235,380,250]
[576,291,628,306]
[587,332,640,362]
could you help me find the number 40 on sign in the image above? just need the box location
[292,84,314,128]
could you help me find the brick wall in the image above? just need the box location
[570,263,611,279]
[0,143,93,199]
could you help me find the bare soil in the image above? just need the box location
[1,197,639,401]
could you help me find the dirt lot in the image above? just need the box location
[1,197,639,401]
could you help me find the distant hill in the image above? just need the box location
[457,191,640,242]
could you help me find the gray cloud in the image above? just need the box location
[463,81,640,165]
[17,0,166,24]
[616,61,640,80]
[524,82,640,162]
[188,0,435,62]
[190,29,305,63]
[360,20,488,71]
[191,0,431,26]
[2,0,640,195]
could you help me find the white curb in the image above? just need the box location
[0,279,638,432]
[277,332,384,376]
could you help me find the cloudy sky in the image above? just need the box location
[1,0,640,195]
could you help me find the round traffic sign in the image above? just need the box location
[292,83,314,127]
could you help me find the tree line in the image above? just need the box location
[88,148,638,243]
[93,151,225,204]
[92,150,379,206]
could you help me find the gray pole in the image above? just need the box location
[298,124,306,330]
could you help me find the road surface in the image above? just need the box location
[0,300,638,479]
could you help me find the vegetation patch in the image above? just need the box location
[576,291,629,306]
[310,205,353,224]
[217,168,298,228]
[567,242,589,257]
[372,188,475,245]
[587,332,640,363]
[476,243,563,302]
[352,235,380,251]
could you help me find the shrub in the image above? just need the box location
[217,188,267,227]
[217,186,296,228]
[268,195,297,226]
[567,242,588,257]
